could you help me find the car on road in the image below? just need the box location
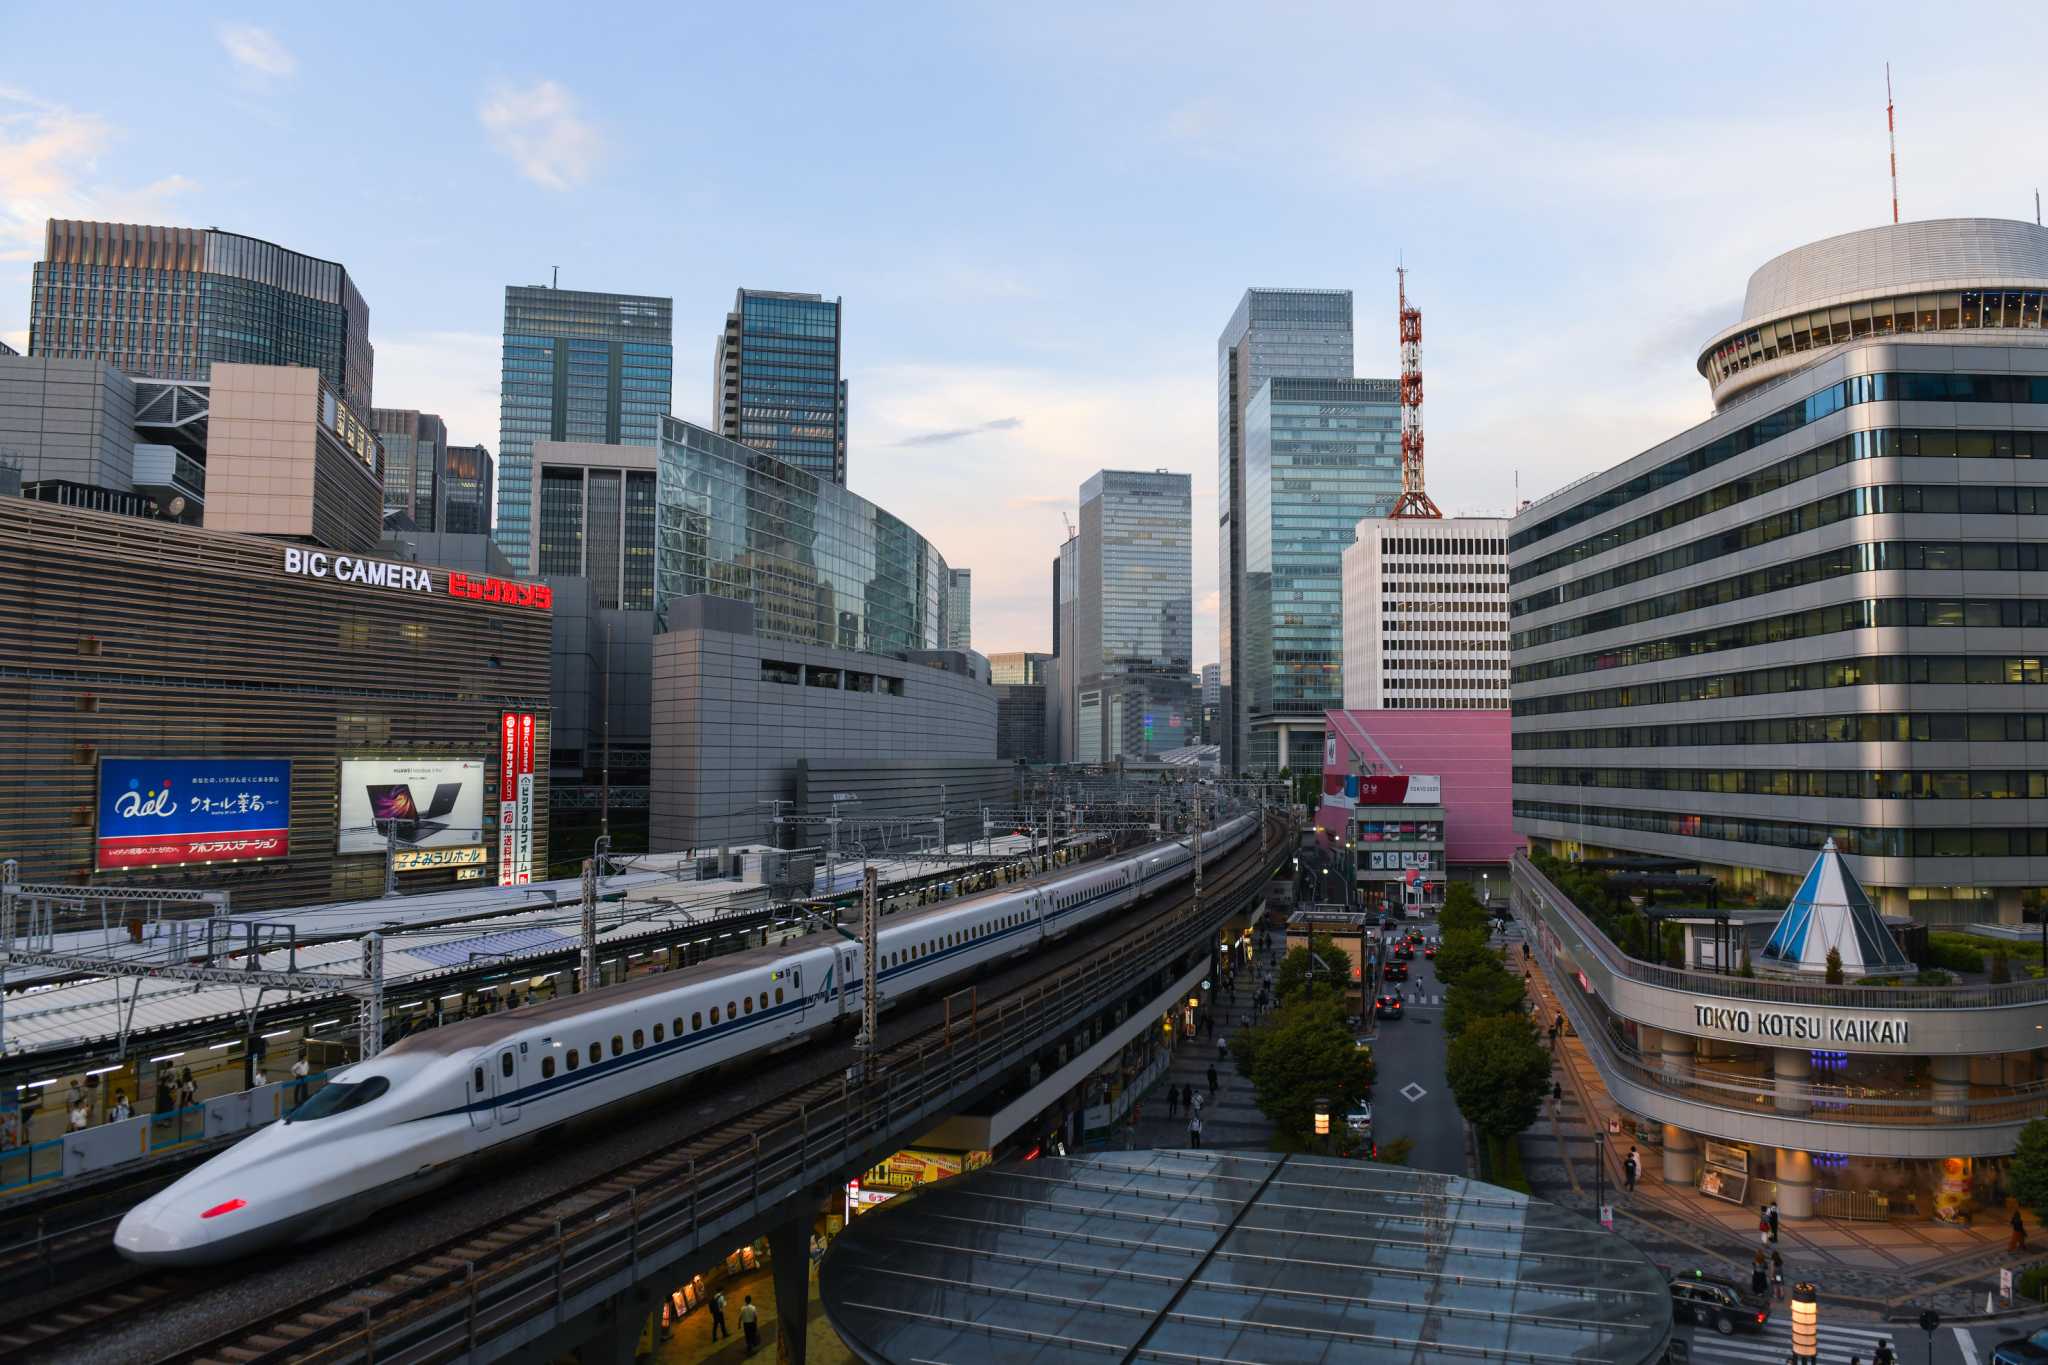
[1383,961,1409,982]
[1991,1327,2048,1365]
[1423,944,1438,960]
[1374,994,1404,1019]
[1668,1272,1768,1336]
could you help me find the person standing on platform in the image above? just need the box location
[1167,1085,1179,1119]
[292,1055,310,1108]
[740,1294,760,1355]
[1188,1113,1203,1149]
[708,1289,728,1340]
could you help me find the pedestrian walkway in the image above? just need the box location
[1512,907,2037,1317]
[1688,1315,1903,1365]
[650,1260,855,1365]
[1129,935,1281,1153]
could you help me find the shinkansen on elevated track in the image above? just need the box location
[115,812,1259,1265]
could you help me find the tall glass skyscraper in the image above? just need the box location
[439,444,494,534]
[29,219,373,414]
[1076,469,1195,761]
[946,568,973,650]
[496,285,673,573]
[716,289,847,484]
[1242,376,1402,773]
[370,407,447,530]
[1216,288,1354,772]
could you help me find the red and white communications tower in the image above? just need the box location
[1389,266,1443,520]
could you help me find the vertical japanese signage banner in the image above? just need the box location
[498,714,520,886]
[96,758,292,870]
[516,712,535,884]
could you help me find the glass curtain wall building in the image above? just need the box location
[496,285,673,573]
[1216,289,1354,772]
[1075,470,1195,761]
[947,568,973,650]
[536,453,659,611]
[370,408,448,530]
[29,219,373,414]
[715,289,847,484]
[653,417,949,653]
[1242,376,1403,773]
[1511,217,2048,923]
[440,444,494,534]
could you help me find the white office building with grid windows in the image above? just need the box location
[1342,515,1511,710]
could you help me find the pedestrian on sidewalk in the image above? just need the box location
[2014,1209,2030,1252]
[1182,1082,1194,1114]
[1207,1064,1219,1097]
[708,1289,728,1340]
[1750,1251,1768,1296]
[1624,1146,1639,1192]
[740,1295,760,1355]
[1766,1201,1779,1244]
[1188,1114,1203,1149]
[1168,1086,1179,1119]
[1770,1250,1784,1300]
[1551,1081,1562,1113]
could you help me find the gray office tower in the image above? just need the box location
[1075,469,1196,762]
[371,408,447,530]
[1216,288,1354,772]
[716,289,847,484]
[496,285,673,574]
[440,444,494,534]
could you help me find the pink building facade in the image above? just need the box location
[1318,709,1520,867]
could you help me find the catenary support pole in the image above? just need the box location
[581,858,599,992]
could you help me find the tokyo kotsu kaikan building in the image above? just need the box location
[1510,217,2048,1223]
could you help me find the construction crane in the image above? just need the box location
[1062,509,1076,539]
[1389,266,1443,520]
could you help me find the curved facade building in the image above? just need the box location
[1512,217,2048,1220]
[1700,218,2048,408]
[652,417,951,653]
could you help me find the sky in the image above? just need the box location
[8,2,2048,663]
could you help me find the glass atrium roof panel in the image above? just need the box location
[820,1149,1671,1364]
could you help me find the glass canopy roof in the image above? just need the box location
[820,1149,1672,1364]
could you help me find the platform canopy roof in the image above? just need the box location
[1761,838,1911,975]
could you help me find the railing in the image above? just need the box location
[1569,1010,2048,1127]
[1514,852,2048,1010]
[181,820,1291,1364]
[1813,1187,1890,1222]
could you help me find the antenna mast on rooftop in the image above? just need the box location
[1886,64,1900,225]
[1389,267,1442,520]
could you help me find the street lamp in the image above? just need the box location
[1790,1283,1818,1365]
[1313,1097,1331,1149]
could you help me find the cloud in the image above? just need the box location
[896,415,1022,447]
[216,24,296,79]
[0,88,194,268]
[369,330,503,454]
[478,80,602,191]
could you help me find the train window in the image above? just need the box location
[728,999,738,1017]
[633,1029,645,1049]
[613,1034,624,1054]
[284,1074,389,1123]
[653,1023,665,1043]
[693,1012,703,1030]
[501,1053,515,1079]
[775,988,784,1005]
[542,1056,556,1079]
[759,992,768,1010]
[743,996,753,1015]
[473,1066,485,1091]
[568,1049,580,1070]
[591,1038,603,1059]
[673,1017,683,1036]
[711,1007,721,1024]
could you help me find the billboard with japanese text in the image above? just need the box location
[96,758,292,870]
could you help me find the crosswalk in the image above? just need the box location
[1685,1315,1904,1365]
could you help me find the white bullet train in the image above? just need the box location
[115,812,1259,1265]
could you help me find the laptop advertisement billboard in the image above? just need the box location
[338,759,485,855]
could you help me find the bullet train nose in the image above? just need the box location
[115,1187,279,1266]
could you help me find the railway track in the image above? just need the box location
[14,817,1288,1364]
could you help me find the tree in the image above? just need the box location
[1439,885,1487,940]
[1432,926,1497,986]
[1738,942,1754,978]
[1235,994,1374,1144]
[1276,937,1352,1003]
[2015,1120,2048,1220]
[1444,959,1527,1038]
[1825,946,1844,985]
[1445,1013,1553,1144]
